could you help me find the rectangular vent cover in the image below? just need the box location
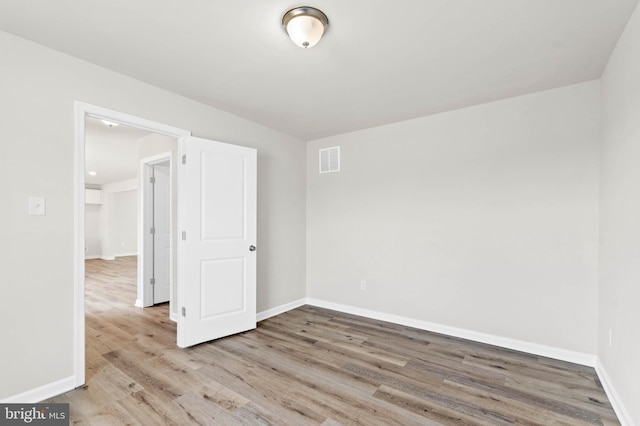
[319,146,340,173]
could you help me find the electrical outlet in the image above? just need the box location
[360,280,367,290]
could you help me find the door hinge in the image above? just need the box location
[150,176,156,184]
[182,154,186,165]
[182,231,186,241]
[150,227,155,235]
[182,307,186,317]
[150,277,155,285]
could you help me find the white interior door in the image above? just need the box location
[153,162,171,304]
[177,136,257,348]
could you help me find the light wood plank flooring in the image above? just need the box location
[48,256,620,425]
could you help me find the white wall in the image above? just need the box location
[307,81,600,355]
[138,133,176,160]
[599,3,640,424]
[84,204,101,258]
[0,30,306,400]
[85,183,138,260]
[107,189,138,257]
[95,179,138,260]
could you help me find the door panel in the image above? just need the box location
[178,136,256,348]
[202,152,246,240]
[201,258,245,318]
[153,162,171,304]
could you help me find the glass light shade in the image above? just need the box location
[285,14,326,48]
[282,6,329,48]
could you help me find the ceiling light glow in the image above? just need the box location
[101,119,120,127]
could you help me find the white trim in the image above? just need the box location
[139,152,174,165]
[135,299,144,308]
[73,102,86,388]
[257,298,307,322]
[74,101,190,390]
[240,297,599,369]
[306,298,597,367]
[85,254,136,260]
[176,138,185,346]
[139,160,154,308]
[115,252,138,258]
[79,102,191,137]
[0,376,75,403]
[595,358,635,426]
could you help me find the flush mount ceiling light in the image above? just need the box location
[282,6,329,48]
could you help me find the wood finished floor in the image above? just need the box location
[48,256,620,425]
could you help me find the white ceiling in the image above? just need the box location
[85,118,153,186]
[1,0,637,140]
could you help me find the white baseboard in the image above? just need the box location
[306,298,597,367]
[257,298,307,322]
[0,376,76,403]
[265,298,628,423]
[6,298,626,422]
[595,358,635,426]
[134,299,144,308]
[84,253,137,261]
[115,252,137,258]
[3,299,303,403]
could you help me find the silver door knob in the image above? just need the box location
[249,245,256,251]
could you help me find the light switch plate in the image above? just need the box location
[28,196,46,216]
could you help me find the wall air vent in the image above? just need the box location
[319,146,340,173]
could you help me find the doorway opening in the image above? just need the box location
[85,119,176,313]
[75,102,257,389]
[74,102,190,387]
[139,154,174,318]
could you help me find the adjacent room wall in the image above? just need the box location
[107,189,138,257]
[84,204,101,258]
[307,81,600,355]
[599,3,640,424]
[0,30,306,400]
[95,179,138,260]
[85,181,140,261]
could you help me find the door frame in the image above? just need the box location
[73,101,190,387]
[138,153,173,315]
